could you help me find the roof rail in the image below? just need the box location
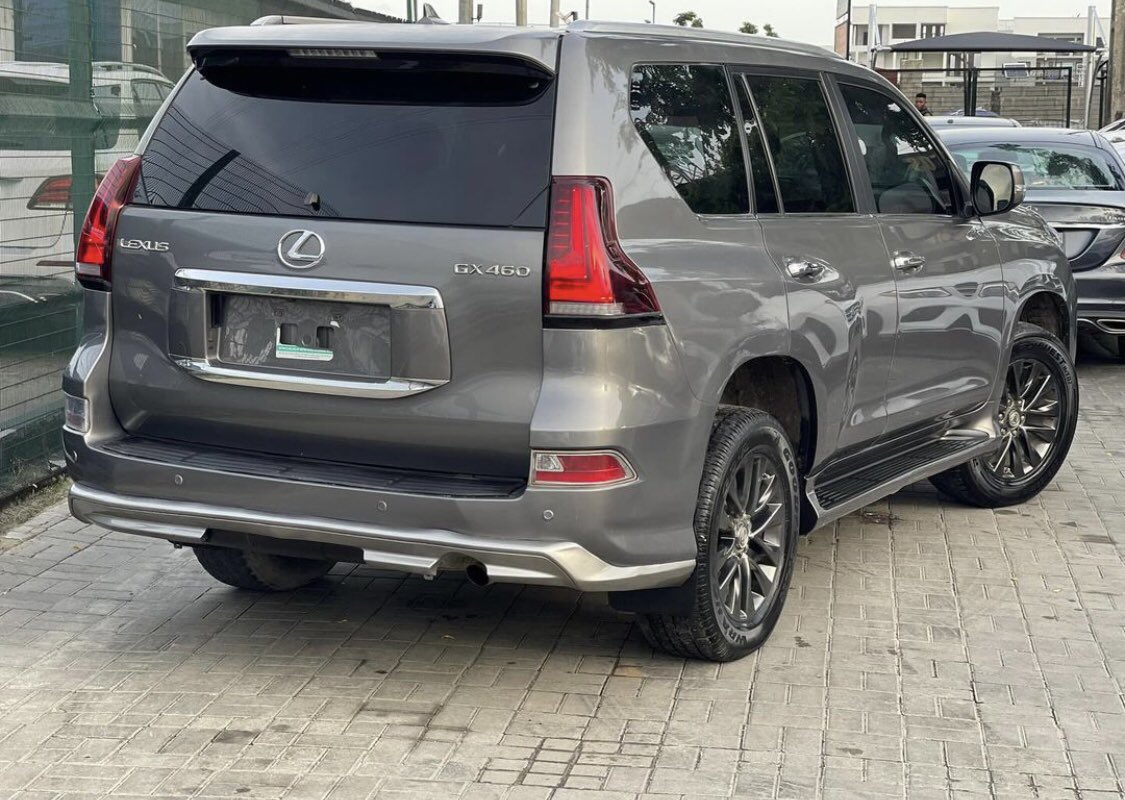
[251,15,366,26]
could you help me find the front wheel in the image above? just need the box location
[931,323,1078,508]
[639,408,800,662]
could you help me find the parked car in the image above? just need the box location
[938,126,1125,359]
[64,21,1078,661]
[1099,117,1125,134]
[0,61,174,278]
[928,114,1021,128]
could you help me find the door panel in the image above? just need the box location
[736,72,898,458]
[835,80,1006,434]
[879,216,1006,430]
[759,216,899,455]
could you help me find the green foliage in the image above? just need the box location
[674,10,703,27]
[741,21,779,37]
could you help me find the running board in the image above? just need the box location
[806,434,997,527]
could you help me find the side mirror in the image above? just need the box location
[970,160,1025,216]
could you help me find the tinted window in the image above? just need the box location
[734,78,780,214]
[631,65,749,215]
[745,76,855,213]
[840,83,956,214]
[134,51,556,227]
[132,80,163,104]
[944,140,1125,190]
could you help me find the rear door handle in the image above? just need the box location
[785,258,830,281]
[892,251,926,272]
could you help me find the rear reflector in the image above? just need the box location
[531,451,636,487]
[75,156,141,289]
[545,177,661,320]
[64,393,89,433]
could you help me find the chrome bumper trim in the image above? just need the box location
[171,357,445,399]
[69,483,695,592]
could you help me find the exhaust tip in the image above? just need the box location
[465,563,490,587]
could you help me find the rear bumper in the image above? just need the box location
[1075,265,1125,331]
[69,482,694,592]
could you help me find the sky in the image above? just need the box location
[351,0,1111,48]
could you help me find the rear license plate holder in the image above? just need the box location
[214,294,390,379]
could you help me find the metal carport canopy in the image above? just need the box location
[889,31,1096,53]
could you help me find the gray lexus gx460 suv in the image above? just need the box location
[64,20,1078,661]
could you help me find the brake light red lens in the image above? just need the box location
[27,176,74,210]
[531,451,636,487]
[28,173,106,210]
[75,156,141,289]
[545,177,661,319]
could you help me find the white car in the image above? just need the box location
[927,114,1021,128]
[0,62,174,279]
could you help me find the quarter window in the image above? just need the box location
[630,64,749,215]
[743,75,855,214]
[840,83,956,215]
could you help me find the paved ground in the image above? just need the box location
[1,347,1124,800]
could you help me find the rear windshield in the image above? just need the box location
[133,50,556,228]
[945,140,1125,191]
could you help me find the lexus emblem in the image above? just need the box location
[277,229,325,270]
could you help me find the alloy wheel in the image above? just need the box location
[713,452,787,625]
[987,357,1062,482]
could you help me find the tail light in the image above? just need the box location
[27,176,74,210]
[75,156,141,289]
[531,450,636,487]
[545,176,661,321]
[27,173,106,211]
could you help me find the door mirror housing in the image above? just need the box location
[970,161,1025,216]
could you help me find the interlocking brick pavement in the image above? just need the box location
[0,348,1123,799]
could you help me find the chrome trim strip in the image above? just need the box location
[174,268,443,309]
[69,484,696,592]
[173,357,446,399]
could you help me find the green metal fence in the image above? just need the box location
[0,0,396,501]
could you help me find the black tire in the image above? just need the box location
[193,546,335,591]
[931,323,1078,508]
[639,407,800,662]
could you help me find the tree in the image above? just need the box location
[673,10,703,27]
[740,21,779,37]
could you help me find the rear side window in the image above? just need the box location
[133,50,556,228]
[744,75,855,214]
[630,64,749,215]
[733,78,780,214]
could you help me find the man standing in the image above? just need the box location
[914,92,933,115]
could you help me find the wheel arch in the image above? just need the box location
[1016,290,1071,350]
[717,355,818,476]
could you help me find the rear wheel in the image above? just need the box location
[193,546,335,591]
[639,408,799,662]
[931,324,1078,508]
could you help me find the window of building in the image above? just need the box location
[853,24,869,46]
[891,23,916,40]
[920,23,946,39]
[839,83,956,215]
[631,65,750,215]
[743,75,855,214]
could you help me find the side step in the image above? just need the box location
[807,433,997,525]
